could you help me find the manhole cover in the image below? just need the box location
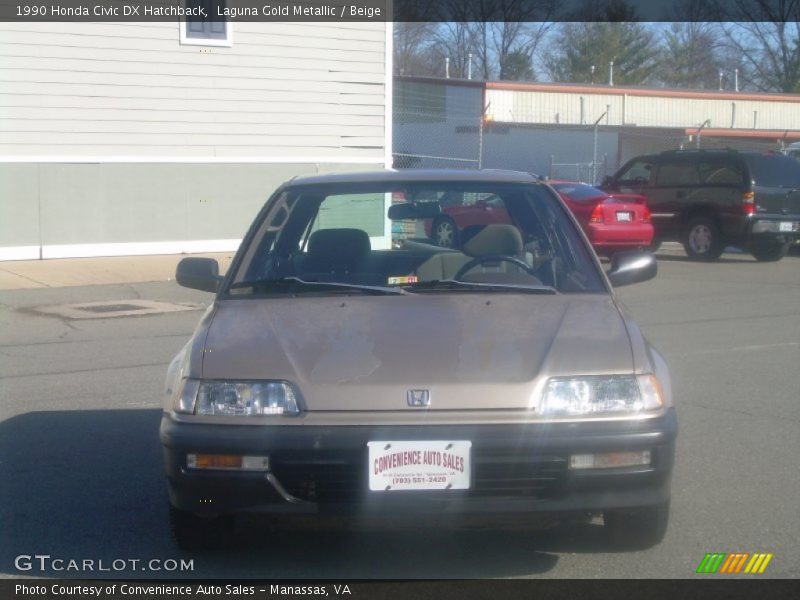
[33,300,203,320]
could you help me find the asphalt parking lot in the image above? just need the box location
[0,246,798,579]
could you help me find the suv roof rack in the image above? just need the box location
[659,148,739,154]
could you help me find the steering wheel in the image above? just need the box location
[453,255,539,281]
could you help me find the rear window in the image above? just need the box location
[744,154,800,188]
[551,183,604,201]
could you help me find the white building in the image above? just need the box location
[0,19,392,260]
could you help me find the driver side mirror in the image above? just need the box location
[606,252,657,287]
[600,175,613,189]
[176,257,222,293]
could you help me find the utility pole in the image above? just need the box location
[592,111,608,184]
[478,101,491,169]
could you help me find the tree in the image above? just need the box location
[394,23,439,76]
[544,22,660,85]
[429,22,475,79]
[393,0,558,80]
[500,49,535,80]
[713,0,800,92]
[467,1,558,80]
[656,22,725,89]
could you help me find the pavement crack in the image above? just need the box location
[0,267,51,288]
[124,284,143,300]
[2,361,167,380]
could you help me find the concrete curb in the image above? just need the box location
[0,253,234,291]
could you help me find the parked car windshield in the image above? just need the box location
[226,181,606,296]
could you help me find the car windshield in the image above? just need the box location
[226,180,606,296]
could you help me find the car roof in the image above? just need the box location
[285,168,541,187]
[548,180,596,186]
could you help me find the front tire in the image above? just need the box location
[683,217,724,261]
[751,241,790,262]
[168,504,234,551]
[604,501,670,550]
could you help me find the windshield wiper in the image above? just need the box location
[228,276,410,296]
[408,280,558,294]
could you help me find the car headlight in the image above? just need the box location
[172,379,301,416]
[540,374,663,417]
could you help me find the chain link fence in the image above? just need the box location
[393,80,789,184]
[393,80,484,169]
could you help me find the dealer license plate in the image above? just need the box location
[779,221,793,232]
[616,211,633,222]
[367,440,471,491]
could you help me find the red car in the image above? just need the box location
[425,192,511,248]
[550,181,654,256]
[425,183,654,257]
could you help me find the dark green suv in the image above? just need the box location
[603,150,800,261]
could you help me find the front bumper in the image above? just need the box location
[160,409,677,517]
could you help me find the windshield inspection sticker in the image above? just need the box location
[388,275,418,285]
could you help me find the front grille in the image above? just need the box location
[269,450,567,503]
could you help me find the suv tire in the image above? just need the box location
[751,241,790,262]
[683,217,724,261]
[168,504,234,551]
[604,501,670,550]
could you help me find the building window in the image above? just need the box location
[180,0,232,47]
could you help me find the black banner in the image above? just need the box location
[3,580,800,600]
[0,0,794,22]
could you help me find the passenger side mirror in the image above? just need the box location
[606,252,657,287]
[176,257,222,293]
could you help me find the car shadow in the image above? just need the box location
[653,253,755,264]
[0,410,627,579]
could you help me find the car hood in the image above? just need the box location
[201,294,634,411]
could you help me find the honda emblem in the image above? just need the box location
[407,389,431,407]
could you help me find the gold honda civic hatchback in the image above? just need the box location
[161,170,676,550]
